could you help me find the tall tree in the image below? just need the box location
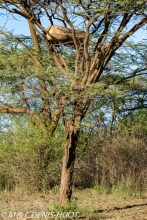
[0,0,147,204]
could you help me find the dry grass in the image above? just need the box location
[0,187,147,219]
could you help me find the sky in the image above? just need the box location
[0,14,43,35]
[0,10,147,43]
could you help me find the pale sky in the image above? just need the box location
[0,11,147,42]
[0,14,44,35]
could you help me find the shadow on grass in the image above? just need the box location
[94,202,147,213]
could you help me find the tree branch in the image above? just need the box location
[88,16,147,83]
[28,20,40,53]
[0,107,42,126]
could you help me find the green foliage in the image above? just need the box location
[51,200,97,220]
[52,200,78,213]
[0,101,147,197]
[117,109,147,137]
[0,118,64,191]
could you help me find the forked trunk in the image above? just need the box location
[60,118,80,204]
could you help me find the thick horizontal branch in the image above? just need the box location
[0,107,41,125]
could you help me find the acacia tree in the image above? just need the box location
[0,0,147,204]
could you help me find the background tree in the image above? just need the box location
[0,0,147,204]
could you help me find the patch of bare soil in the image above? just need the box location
[0,188,147,219]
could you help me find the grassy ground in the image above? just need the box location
[0,187,147,219]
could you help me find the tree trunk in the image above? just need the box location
[60,118,80,204]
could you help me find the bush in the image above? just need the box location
[1,111,147,195]
[74,132,147,193]
[0,122,63,192]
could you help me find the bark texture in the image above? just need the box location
[60,117,80,204]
